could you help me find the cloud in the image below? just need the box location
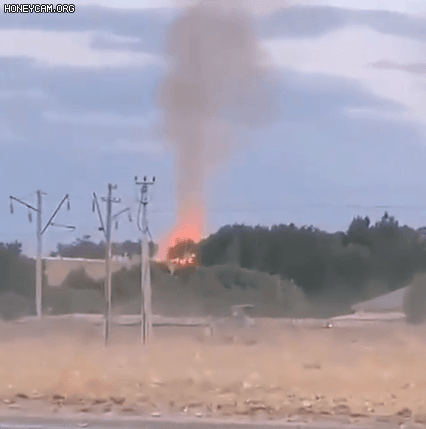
[343,106,413,123]
[2,0,420,15]
[0,29,158,68]
[0,5,177,56]
[262,25,426,127]
[371,60,426,74]
[0,57,164,154]
[259,6,426,41]
[1,3,425,57]
[0,0,176,12]
[90,31,142,50]
[299,0,426,16]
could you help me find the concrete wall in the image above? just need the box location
[43,256,141,287]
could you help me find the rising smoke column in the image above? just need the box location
[156,0,278,259]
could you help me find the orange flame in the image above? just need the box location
[157,209,204,261]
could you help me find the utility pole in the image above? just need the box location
[135,176,155,344]
[92,184,131,347]
[10,191,74,319]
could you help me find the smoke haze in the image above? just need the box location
[156,0,278,237]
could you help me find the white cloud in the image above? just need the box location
[93,32,142,45]
[57,0,175,8]
[43,111,154,127]
[343,106,412,122]
[0,29,159,68]
[242,0,426,16]
[6,0,421,16]
[262,25,426,127]
[0,0,178,12]
[296,0,426,16]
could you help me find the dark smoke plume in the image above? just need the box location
[156,0,278,226]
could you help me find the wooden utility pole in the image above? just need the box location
[135,176,155,344]
[92,185,131,347]
[10,191,74,318]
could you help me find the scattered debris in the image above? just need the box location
[16,393,28,399]
[401,383,414,390]
[92,398,107,405]
[396,408,412,418]
[110,396,125,405]
[333,404,351,415]
[297,406,314,415]
[52,394,65,401]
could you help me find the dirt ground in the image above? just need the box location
[0,314,426,427]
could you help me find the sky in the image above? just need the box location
[1,0,426,257]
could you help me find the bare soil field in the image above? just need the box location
[0,313,425,428]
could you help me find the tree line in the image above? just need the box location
[198,212,426,306]
[49,235,158,259]
[1,212,426,319]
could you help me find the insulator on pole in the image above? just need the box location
[92,200,95,212]
[28,210,32,223]
[115,220,119,230]
[67,199,70,211]
[10,201,13,214]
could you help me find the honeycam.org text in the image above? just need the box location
[4,4,75,12]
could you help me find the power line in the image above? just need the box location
[135,175,155,345]
[9,191,74,319]
[92,184,131,348]
[42,195,426,212]
[146,204,426,215]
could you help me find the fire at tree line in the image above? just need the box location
[2,212,426,323]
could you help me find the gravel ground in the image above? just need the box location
[0,313,425,428]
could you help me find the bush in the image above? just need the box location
[403,274,426,324]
